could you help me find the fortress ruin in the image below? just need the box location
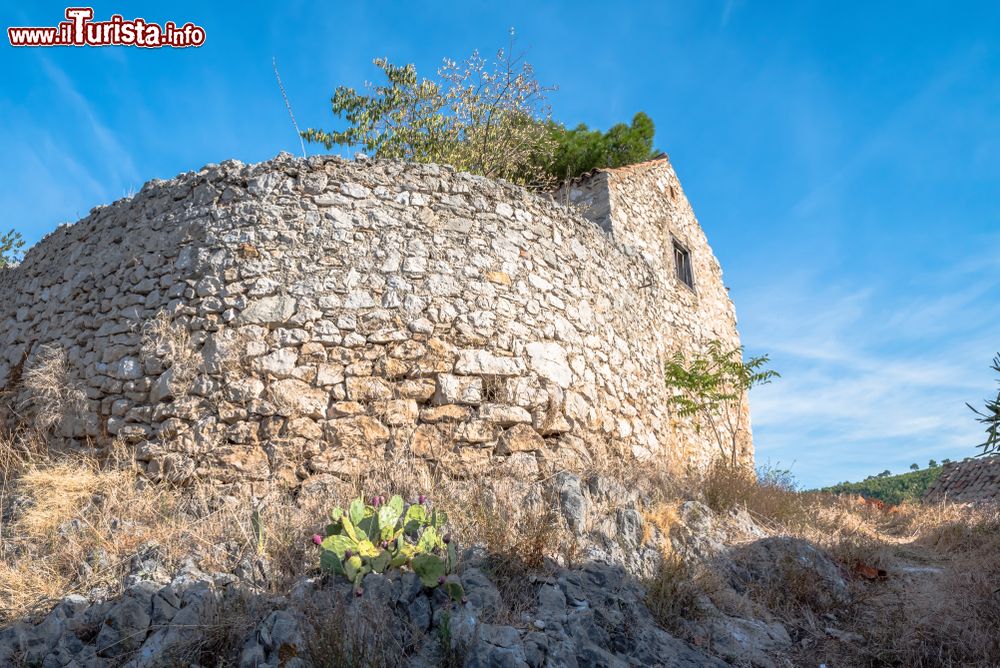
[0,153,748,493]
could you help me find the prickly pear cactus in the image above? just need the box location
[313,494,465,602]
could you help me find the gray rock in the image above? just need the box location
[462,568,502,617]
[95,591,152,658]
[240,295,296,325]
[727,536,851,610]
[465,624,528,668]
[553,472,588,535]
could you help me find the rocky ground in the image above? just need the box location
[0,470,864,667]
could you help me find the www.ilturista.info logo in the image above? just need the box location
[8,7,205,48]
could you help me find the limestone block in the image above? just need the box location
[409,424,451,459]
[501,451,540,479]
[202,446,270,481]
[374,399,418,427]
[114,356,144,380]
[327,401,366,418]
[434,374,482,405]
[258,348,298,377]
[149,368,177,403]
[225,377,265,403]
[270,379,328,419]
[454,350,525,376]
[323,416,390,450]
[345,376,393,401]
[240,296,296,325]
[315,363,345,387]
[524,342,572,388]
[455,420,498,444]
[397,379,436,403]
[495,424,545,454]
[478,403,533,426]
[420,404,471,423]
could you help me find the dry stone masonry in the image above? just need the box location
[0,153,748,492]
[923,455,1000,504]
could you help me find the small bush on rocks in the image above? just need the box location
[314,494,465,602]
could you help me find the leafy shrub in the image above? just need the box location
[664,341,778,466]
[0,229,24,267]
[303,34,662,186]
[315,494,465,602]
[303,34,556,188]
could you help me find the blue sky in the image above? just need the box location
[2,1,998,486]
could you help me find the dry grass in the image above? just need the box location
[140,315,252,408]
[305,593,423,668]
[664,460,1000,667]
[17,345,87,434]
[0,425,574,631]
[2,417,999,668]
[438,472,565,625]
[141,312,201,392]
[644,553,710,634]
[0,428,317,622]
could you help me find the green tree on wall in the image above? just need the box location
[303,33,558,187]
[547,112,659,181]
[303,33,659,186]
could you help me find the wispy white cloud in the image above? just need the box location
[740,241,1000,487]
[37,55,139,187]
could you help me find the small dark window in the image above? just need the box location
[673,240,694,290]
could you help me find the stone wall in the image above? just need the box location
[0,153,747,491]
[556,158,751,466]
[923,455,1000,504]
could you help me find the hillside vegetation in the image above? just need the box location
[821,465,944,505]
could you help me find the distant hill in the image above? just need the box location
[820,466,944,505]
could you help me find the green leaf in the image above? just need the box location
[320,534,356,559]
[378,500,401,530]
[349,498,365,526]
[329,507,343,522]
[411,553,446,587]
[319,550,344,575]
[432,510,448,529]
[344,555,362,581]
[404,504,427,534]
[444,578,465,602]
[356,539,380,558]
[358,513,379,542]
[417,526,438,553]
[388,495,404,517]
[405,504,427,525]
[371,550,391,574]
[341,514,359,542]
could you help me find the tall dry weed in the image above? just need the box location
[17,345,87,434]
